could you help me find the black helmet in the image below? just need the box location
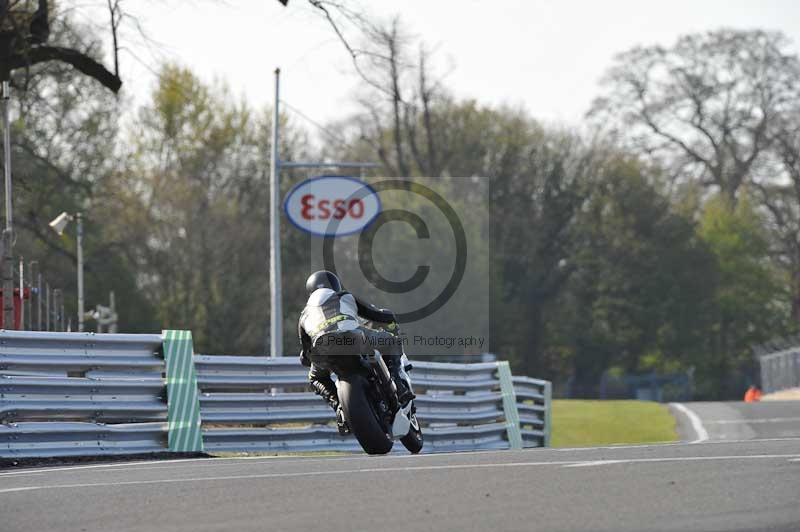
[305,270,342,295]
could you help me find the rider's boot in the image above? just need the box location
[335,405,349,436]
[310,377,350,435]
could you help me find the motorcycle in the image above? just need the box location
[328,348,423,455]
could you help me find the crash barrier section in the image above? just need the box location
[0,330,551,457]
[195,356,550,452]
[0,330,169,458]
[758,347,800,394]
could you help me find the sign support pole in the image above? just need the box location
[269,68,282,358]
[268,68,378,358]
[2,81,14,328]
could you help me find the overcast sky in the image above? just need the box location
[79,0,800,136]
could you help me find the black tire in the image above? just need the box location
[400,410,423,454]
[338,375,394,455]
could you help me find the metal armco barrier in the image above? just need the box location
[0,331,167,457]
[1,330,552,458]
[759,348,800,394]
[195,356,550,453]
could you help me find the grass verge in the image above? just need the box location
[552,399,678,448]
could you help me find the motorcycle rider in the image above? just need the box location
[298,270,413,435]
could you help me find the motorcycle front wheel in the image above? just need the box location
[338,374,394,455]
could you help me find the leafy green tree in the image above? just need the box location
[551,159,717,396]
[3,12,155,332]
[754,102,800,327]
[106,64,315,353]
[695,195,786,397]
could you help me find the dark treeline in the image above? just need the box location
[4,10,800,398]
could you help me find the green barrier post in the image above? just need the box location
[162,330,204,452]
[497,361,523,450]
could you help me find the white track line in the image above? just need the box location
[5,436,800,477]
[0,457,216,477]
[563,460,625,468]
[1,453,799,495]
[552,436,800,452]
[560,454,800,468]
[705,417,800,425]
[670,403,709,443]
[0,449,502,477]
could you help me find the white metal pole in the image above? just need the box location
[45,282,50,331]
[269,68,283,358]
[109,290,117,333]
[37,270,42,331]
[18,257,23,329]
[2,80,11,232]
[77,213,84,332]
[2,81,13,329]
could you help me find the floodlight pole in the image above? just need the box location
[36,267,41,331]
[2,80,13,329]
[269,68,282,358]
[45,282,50,331]
[3,81,11,232]
[18,257,23,328]
[76,212,84,332]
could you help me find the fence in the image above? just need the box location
[3,258,68,332]
[195,356,549,453]
[758,347,800,394]
[0,331,166,457]
[0,330,551,458]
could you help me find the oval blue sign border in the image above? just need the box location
[283,175,383,237]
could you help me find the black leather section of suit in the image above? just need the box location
[353,294,397,324]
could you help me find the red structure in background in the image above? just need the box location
[0,287,30,329]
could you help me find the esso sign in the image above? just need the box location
[283,176,382,237]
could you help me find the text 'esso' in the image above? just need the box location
[284,176,382,237]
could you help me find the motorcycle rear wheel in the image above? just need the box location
[400,410,423,453]
[338,375,394,455]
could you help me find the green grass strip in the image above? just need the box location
[551,399,678,448]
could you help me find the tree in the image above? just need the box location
[696,195,786,397]
[488,127,592,378]
[326,16,450,178]
[331,19,600,377]
[107,65,261,351]
[590,29,800,203]
[2,9,158,332]
[339,72,592,376]
[107,64,313,353]
[754,105,800,325]
[0,0,121,90]
[551,158,717,397]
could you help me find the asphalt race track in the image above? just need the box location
[2,401,798,532]
[1,437,799,532]
[670,400,800,442]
